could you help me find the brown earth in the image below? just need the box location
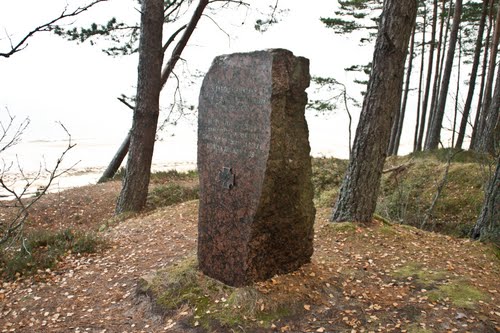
[0,180,499,332]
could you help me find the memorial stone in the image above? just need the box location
[197,49,315,287]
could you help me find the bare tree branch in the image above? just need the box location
[0,0,107,58]
[0,121,77,245]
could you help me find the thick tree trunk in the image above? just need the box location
[425,0,462,150]
[331,0,417,223]
[475,59,500,154]
[471,154,500,241]
[455,0,488,149]
[416,0,439,151]
[115,0,208,213]
[414,4,427,152]
[471,0,495,149]
[115,0,164,213]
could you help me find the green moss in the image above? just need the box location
[311,157,348,200]
[392,263,447,287]
[378,224,397,236]
[404,323,434,333]
[139,257,300,331]
[428,281,487,308]
[323,222,357,233]
[314,188,338,208]
[373,213,393,225]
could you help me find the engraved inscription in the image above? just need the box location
[202,84,269,106]
[219,167,235,189]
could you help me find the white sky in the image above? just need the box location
[3,0,465,178]
[0,0,369,148]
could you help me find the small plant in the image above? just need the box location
[147,183,199,209]
[0,229,104,280]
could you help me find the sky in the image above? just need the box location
[0,0,397,183]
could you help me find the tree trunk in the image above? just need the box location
[471,154,500,241]
[471,0,495,149]
[414,3,427,152]
[98,131,131,183]
[475,57,500,154]
[452,29,461,146]
[115,0,209,213]
[388,24,415,156]
[455,0,489,149]
[331,0,417,223]
[115,0,164,213]
[425,0,462,150]
[424,0,449,148]
[392,23,416,155]
[475,0,500,146]
[416,0,439,151]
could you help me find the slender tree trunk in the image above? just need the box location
[115,0,164,213]
[471,0,495,148]
[392,23,416,155]
[452,29,461,146]
[414,4,427,152]
[98,131,131,183]
[389,23,416,155]
[417,0,439,151]
[455,0,489,149]
[425,0,462,150]
[425,0,448,147]
[331,0,417,223]
[475,0,500,146]
[475,56,500,154]
[471,154,500,241]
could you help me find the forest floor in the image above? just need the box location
[0,178,499,333]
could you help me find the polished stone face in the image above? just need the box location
[197,49,315,287]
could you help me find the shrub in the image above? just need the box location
[0,229,104,280]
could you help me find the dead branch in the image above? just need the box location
[161,0,209,88]
[0,108,30,154]
[0,122,77,245]
[382,159,415,174]
[420,150,463,231]
[0,0,107,58]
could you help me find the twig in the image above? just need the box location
[0,122,77,245]
[382,158,415,174]
[420,149,462,231]
[0,0,107,58]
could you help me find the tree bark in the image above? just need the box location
[98,131,131,183]
[414,3,427,152]
[392,23,416,155]
[455,0,489,149]
[331,0,417,223]
[452,28,461,146]
[475,56,500,154]
[416,0,439,151]
[475,0,500,147]
[471,0,496,149]
[471,154,500,241]
[115,0,208,213]
[425,0,462,150]
[424,0,449,148]
[115,0,164,213]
